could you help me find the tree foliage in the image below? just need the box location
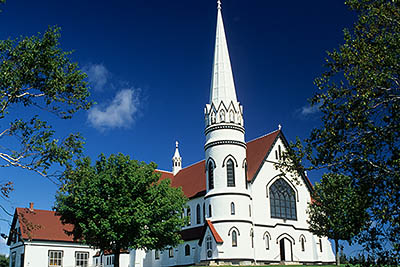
[54,153,187,267]
[308,173,369,265]
[280,0,400,263]
[0,26,91,195]
[0,255,8,267]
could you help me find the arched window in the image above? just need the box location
[250,229,254,248]
[206,235,212,258]
[269,178,297,220]
[264,232,271,250]
[211,112,216,124]
[227,159,235,187]
[203,203,205,222]
[229,110,235,122]
[231,202,235,215]
[208,161,214,190]
[169,247,173,258]
[232,230,237,247]
[275,150,278,160]
[300,236,306,252]
[208,204,212,217]
[196,204,201,224]
[185,244,190,256]
[187,208,191,226]
[278,145,282,159]
[245,162,248,189]
[155,250,160,260]
[249,205,251,217]
[319,239,323,252]
[219,110,225,122]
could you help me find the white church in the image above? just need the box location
[8,1,335,266]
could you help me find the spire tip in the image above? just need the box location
[217,0,221,10]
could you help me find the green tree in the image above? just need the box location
[54,153,187,267]
[279,0,400,262]
[308,173,369,265]
[0,254,8,267]
[0,26,91,204]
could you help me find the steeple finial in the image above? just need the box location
[217,0,222,10]
[175,141,179,148]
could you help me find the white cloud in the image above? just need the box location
[83,63,110,91]
[88,89,139,130]
[300,102,322,116]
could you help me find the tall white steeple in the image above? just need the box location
[172,141,182,175]
[209,0,237,106]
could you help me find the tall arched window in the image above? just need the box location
[185,244,190,256]
[245,162,248,189]
[264,232,271,250]
[206,235,212,258]
[208,161,214,190]
[269,178,297,220]
[209,204,212,217]
[231,202,235,215]
[187,208,191,226]
[227,159,235,187]
[232,230,237,247]
[203,203,205,221]
[300,235,306,252]
[196,204,201,224]
[250,229,254,248]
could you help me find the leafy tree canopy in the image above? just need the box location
[308,173,369,265]
[54,153,187,267]
[0,26,91,195]
[0,254,8,267]
[279,0,399,262]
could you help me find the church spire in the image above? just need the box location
[209,0,237,106]
[172,141,182,175]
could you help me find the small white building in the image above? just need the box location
[7,203,97,267]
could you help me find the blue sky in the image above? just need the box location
[0,0,359,256]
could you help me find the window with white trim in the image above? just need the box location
[227,159,235,187]
[75,252,89,267]
[169,247,174,258]
[155,250,160,260]
[231,202,235,215]
[270,178,297,220]
[48,250,63,267]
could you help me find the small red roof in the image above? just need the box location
[8,208,75,245]
[206,220,223,244]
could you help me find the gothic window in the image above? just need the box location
[169,248,174,258]
[185,244,190,256]
[229,110,235,122]
[209,204,212,217]
[278,145,282,159]
[211,112,216,124]
[232,230,238,247]
[206,235,212,258]
[244,161,248,189]
[231,202,235,215]
[250,229,254,248]
[300,235,306,252]
[269,178,297,220]
[264,232,271,250]
[227,159,235,187]
[155,250,160,260]
[275,150,278,160]
[220,110,225,122]
[319,239,323,252]
[196,204,201,224]
[208,161,214,190]
[203,203,205,221]
[187,207,191,226]
[249,205,251,217]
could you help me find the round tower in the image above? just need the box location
[203,1,253,262]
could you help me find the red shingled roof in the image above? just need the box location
[8,208,75,245]
[157,130,281,199]
[206,220,223,244]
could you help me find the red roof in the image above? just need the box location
[8,208,75,244]
[157,130,281,199]
[206,220,223,243]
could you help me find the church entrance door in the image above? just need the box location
[279,238,293,262]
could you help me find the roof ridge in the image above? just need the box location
[156,169,172,174]
[17,207,56,213]
[178,159,205,172]
[246,129,280,144]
